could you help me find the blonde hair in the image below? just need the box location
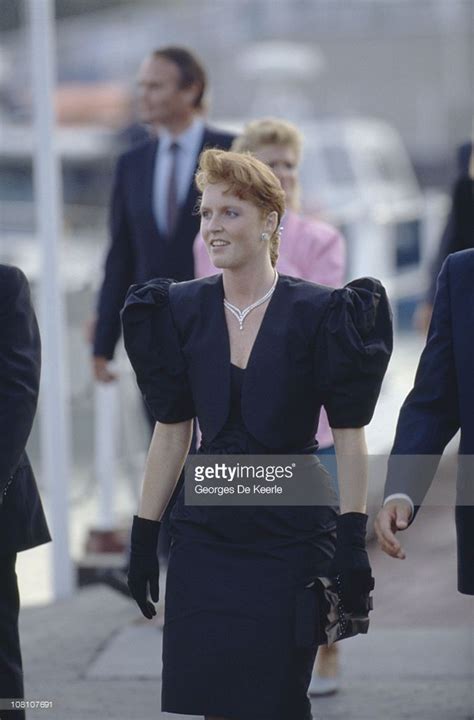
[195,149,285,267]
[232,117,303,159]
[231,118,303,211]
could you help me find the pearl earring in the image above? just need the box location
[261,232,269,242]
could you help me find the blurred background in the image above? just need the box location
[0,0,472,602]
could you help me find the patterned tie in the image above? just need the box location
[166,142,179,239]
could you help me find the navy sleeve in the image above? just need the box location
[319,277,393,428]
[0,267,41,497]
[121,279,195,424]
[385,255,460,505]
[94,155,135,359]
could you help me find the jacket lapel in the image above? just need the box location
[191,274,230,442]
[241,277,289,437]
[208,275,231,439]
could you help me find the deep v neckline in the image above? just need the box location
[218,274,282,371]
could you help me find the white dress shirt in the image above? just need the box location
[153,118,205,236]
[383,493,415,519]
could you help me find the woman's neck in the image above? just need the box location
[222,261,276,309]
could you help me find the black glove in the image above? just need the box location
[328,512,374,614]
[127,515,160,619]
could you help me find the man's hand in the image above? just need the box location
[93,356,118,383]
[375,500,412,559]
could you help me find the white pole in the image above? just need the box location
[27,0,74,598]
[94,383,119,531]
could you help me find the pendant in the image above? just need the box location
[223,271,279,332]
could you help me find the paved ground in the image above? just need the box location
[15,496,473,720]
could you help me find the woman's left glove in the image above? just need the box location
[127,515,161,619]
[328,512,374,614]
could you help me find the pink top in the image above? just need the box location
[193,210,346,449]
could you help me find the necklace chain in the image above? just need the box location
[223,272,279,330]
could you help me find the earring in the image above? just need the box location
[261,232,269,241]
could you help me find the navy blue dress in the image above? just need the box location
[121,274,392,720]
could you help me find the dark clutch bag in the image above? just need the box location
[313,575,373,646]
[295,575,373,649]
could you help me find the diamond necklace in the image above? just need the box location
[223,272,279,330]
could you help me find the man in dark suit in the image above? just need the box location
[0,266,51,718]
[93,46,234,381]
[375,250,474,596]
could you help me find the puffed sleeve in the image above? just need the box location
[121,279,195,423]
[318,277,393,428]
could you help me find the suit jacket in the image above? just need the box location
[385,249,474,594]
[94,125,235,359]
[193,210,347,448]
[0,266,51,554]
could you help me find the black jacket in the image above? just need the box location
[0,265,51,554]
[94,126,235,359]
[122,274,392,451]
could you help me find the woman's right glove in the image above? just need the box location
[328,512,375,615]
[127,515,160,619]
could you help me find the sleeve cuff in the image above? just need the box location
[383,493,414,520]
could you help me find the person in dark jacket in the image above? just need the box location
[92,46,234,382]
[91,46,234,573]
[376,249,474,597]
[0,265,51,719]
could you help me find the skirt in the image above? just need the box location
[161,499,336,720]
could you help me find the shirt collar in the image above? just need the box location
[159,117,205,153]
